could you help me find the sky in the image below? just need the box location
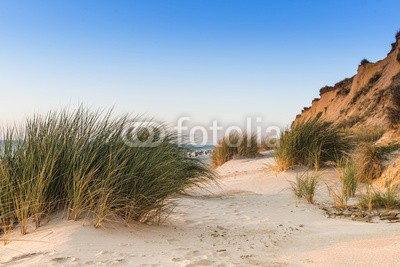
[0,0,399,129]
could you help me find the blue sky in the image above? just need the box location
[0,0,399,128]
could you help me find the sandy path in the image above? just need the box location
[1,151,400,266]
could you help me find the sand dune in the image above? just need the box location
[2,152,400,266]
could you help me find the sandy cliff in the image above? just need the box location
[294,33,400,131]
[294,33,400,184]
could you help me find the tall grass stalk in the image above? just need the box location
[337,157,357,197]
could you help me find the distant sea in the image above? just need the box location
[0,141,215,164]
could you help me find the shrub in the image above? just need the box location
[289,171,319,204]
[360,58,370,66]
[0,107,216,236]
[212,132,259,167]
[275,117,350,171]
[0,153,14,244]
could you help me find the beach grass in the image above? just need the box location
[328,185,350,209]
[325,157,357,209]
[289,171,319,204]
[275,117,350,171]
[0,107,215,238]
[212,132,259,167]
[337,157,357,197]
[359,176,400,210]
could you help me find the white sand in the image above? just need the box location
[2,151,400,266]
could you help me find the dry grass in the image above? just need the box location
[212,132,259,167]
[348,126,385,143]
[328,185,349,209]
[354,143,383,183]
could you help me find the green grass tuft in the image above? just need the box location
[275,117,350,171]
[337,157,357,197]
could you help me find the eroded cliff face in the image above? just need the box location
[294,34,400,130]
[293,33,400,185]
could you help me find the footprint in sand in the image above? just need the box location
[171,251,217,267]
[184,259,214,266]
[52,256,79,264]
[3,252,49,265]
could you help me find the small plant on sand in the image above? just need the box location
[326,157,357,209]
[359,176,400,210]
[212,132,259,167]
[328,185,349,209]
[337,157,357,197]
[275,117,349,171]
[290,171,319,204]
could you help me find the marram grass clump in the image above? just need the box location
[0,107,215,242]
[212,132,259,167]
[275,117,350,171]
